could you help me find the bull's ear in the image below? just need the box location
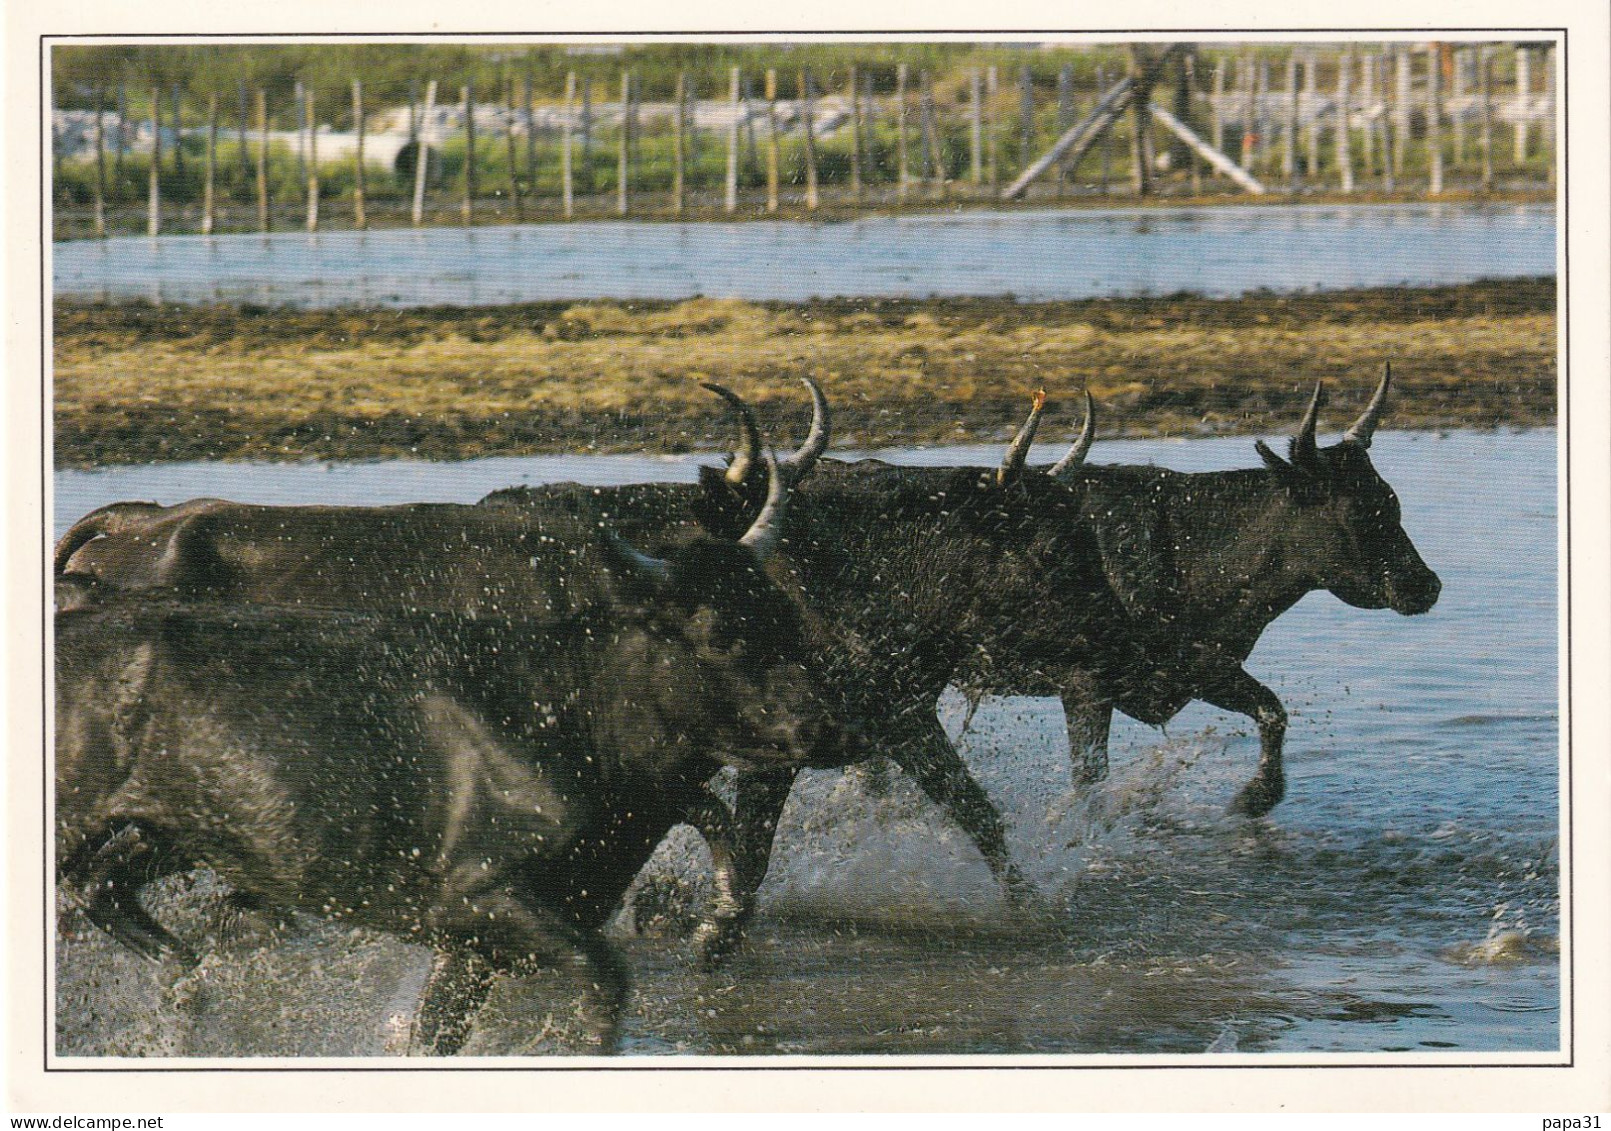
[1255,439,1290,473]
[1257,440,1327,503]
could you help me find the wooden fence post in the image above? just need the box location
[969,68,983,187]
[237,82,250,187]
[1377,50,1396,192]
[921,69,944,198]
[1282,53,1299,188]
[1096,64,1111,193]
[627,73,638,207]
[1211,58,1226,157]
[580,76,593,196]
[306,86,320,232]
[742,73,759,179]
[851,65,864,199]
[724,67,739,213]
[764,69,779,212]
[49,87,60,201]
[462,82,476,225]
[616,71,633,217]
[115,81,127,182]
[407,79,419,165]
[1427,47,1443,195]
[1018,64,1034,170]
[147,85,161,237]
[524,69,537,190]
[1128,46,1154,196]
[1240,51,1256,172]
[562,72,576,219]
[1359,53,1377,176]
[352,79,367,229]
[294,81,306,191]
[1513,46,1530,165]
[171,85,185,179]
[1543,44,1556,184]
[255,89,269,232]
[802,70,819,210]
[685,73,700,170]
[1184,51,1203,195]
[672,71,687,215]
[986,65,999,188]
[1056,63,1074,196]
[203,91,217,234]
[1452,47,1468,166]
[412,79,436,227]
[504,75,524,222]
[895,63,909,202]
[1479,44,1494,191]
[1253,56,1269,170]
[1304,52,1320,178]
[1336,50,1354,193]
[93,86,107,237]
[1394,48,1411,178]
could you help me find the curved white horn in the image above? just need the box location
[738,451,788,561]
[1048,390,1097,480]
[778,376,830,483]
[997,390,1047,487]
[701,382,763,486]
[1344,362,1393,448]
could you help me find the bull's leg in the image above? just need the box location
[883,712,1027,897]
[1059,672,1114,785]
[698,769,798,967]
[682,789,747,969]
[1196,666,1288,817]
[423,891,631,1055]
[409,950,494,1056]
[67,823,196,965]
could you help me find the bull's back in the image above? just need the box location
[62,500,629,619]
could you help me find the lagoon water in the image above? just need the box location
[53,202,1555,307]
[53,428,1560,1058]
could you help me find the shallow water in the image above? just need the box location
[52,203,1555,307]
[51,429,1560,1058]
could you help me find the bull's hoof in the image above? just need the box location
[587,1022,623,1056]
[1071,757,1109,787]
[692,920,744,971]
[1000,865,1052,919]
[87,905,197,967]
[1228,776,1285,819]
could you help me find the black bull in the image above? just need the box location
[55,372,1440,962]
[486,369,1441,947]
[57,411,1143,962]
[54,470,863,1053]
[954,367,1443,815]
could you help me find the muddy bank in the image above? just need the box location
[53,278,1556,467]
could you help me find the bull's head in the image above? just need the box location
[1255,366,1442,615]
[608,449,859,773]
[692,378,829,539]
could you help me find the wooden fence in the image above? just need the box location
[51,42,1558,239]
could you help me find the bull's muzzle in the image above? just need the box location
[1387,565,1442,615]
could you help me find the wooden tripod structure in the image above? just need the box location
[1004,44,1266,199]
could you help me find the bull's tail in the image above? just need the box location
[53,501,167,575]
